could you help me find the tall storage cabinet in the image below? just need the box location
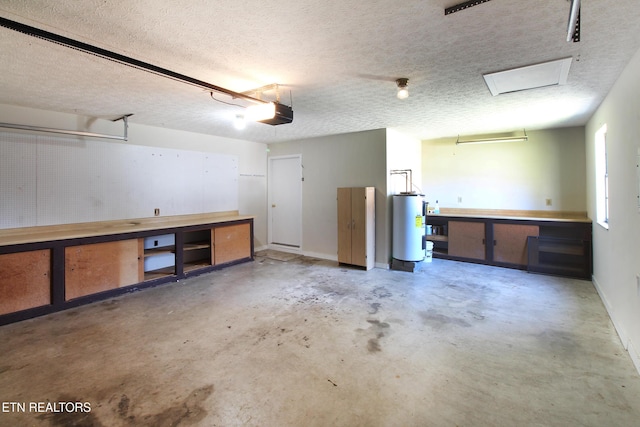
[337,187,375,270]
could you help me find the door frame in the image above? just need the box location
[267,154,303,253]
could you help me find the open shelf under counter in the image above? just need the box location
[182,229,214,273]
[527,236,591,279]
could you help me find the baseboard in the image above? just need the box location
[301,250,336,262]
[266,246,387,269]
[268,244,302,254]
[592,275,640,376]
[254,245,269,253]
[629,339,640,376]
[592,275,628,347]
[301,251,389,269]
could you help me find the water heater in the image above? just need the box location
[393,194,425,262]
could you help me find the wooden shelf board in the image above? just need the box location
[426,235,448,242]
[538,244,584,256]
[143,267,176,281]
[144,246,176,257]
[184,242,211,251]
[184,262,212,273]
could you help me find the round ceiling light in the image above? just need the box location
[396,78,409,99]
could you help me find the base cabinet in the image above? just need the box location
[337,187,375,270]
[0,215,254,325]
[0,250,51,315]
[448,221,485,260]
[65,240,143,300]
[527,236,591,279]
[493,224,540,266]
[426,214,591,278]
[214,223,252,265]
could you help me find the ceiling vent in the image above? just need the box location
[483,57,573,96]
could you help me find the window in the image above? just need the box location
[595,124,609,228]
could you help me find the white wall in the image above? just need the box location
[0,104,268,248]
[124,122,268,249]
[387,128,423,195]
[267,129,389,265]
[421,127,587,212]
[585,47,640,373]
[386,128,423,260]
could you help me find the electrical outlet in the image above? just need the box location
[154,208,160,216]
[545,198,552,206]
[458,196,462,203]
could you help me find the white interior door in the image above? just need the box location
[269,155,302,248]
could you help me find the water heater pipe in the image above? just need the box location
[390,169,413,194]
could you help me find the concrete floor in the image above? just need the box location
[1,251,639,426]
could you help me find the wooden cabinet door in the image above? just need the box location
[337,188,352,264]
[493,223,539,265]
[338,187,374,269]
[448,221,486,260]
[65,240,142,300]
[350,187,368,267]
[363,187,375,270]
[0,250,51,315]
[214,223,251,265]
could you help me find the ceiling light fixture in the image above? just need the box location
[245,102,276,122]
[456,130,528,145]
[396,78,409,99]
[233,114,246,130]
[237,84,294,125]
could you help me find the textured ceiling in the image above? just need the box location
[1,0,639,143]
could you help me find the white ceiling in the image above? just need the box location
[1,0,639,144]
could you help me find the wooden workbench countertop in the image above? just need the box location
[0,211,254,247]
[428,208,591,223]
